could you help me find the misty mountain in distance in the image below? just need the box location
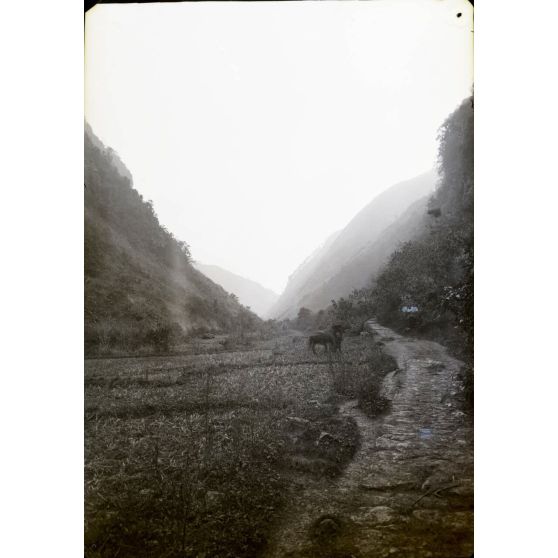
[266,229,341,319]
[194,263,278,318]
[268,170,438,319]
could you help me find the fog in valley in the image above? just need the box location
[86,0,472,295]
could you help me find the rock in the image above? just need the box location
[412,509,442,523]
[443,511,473,529]
[287,416,310,427]
[450,484,473,497]
[316,431,340,446]
[365,506,396,524]
[318,517,340,535]
[420,478,431,490]
[380,370,400,400]
[311,516,342,539]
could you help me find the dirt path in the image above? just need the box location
[265,320,473,558]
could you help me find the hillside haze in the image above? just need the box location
[269,171,438,319]
[193,263,278,318]
[85,124,258,354]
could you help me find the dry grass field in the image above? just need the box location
[85,331,395,558]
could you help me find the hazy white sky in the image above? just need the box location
[85,0,473,294]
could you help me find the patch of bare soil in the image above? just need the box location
[265,320,473,558]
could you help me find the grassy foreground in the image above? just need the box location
[85,331,395,557]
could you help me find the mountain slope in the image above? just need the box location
[269,171,437,319]
[371,96,474,358]
[193,263,278,318]
[85,124,258,353]
[268,229,340,319]
[294,195,431,313]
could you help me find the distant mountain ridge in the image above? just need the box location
[193,263,278,318]
[268,229,340,319]
[268,171,438,319]
[290,195,431,312]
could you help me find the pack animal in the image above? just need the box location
[308,325,344,355]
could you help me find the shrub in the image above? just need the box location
[332,343,397,418]
[143,324,177,353]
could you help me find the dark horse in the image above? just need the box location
[308,325,344,355]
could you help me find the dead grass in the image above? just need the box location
[85,333,362,557]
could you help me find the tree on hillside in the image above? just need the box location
[296,307,313,329]
[84,125,258,354]
[322,96,473,359]
[237,307,256,341]
[435,96,474,222]
[370,95,473,356]
[331,298,354,325]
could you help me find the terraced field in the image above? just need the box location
[85,332,376,558]
[85,324,473,558]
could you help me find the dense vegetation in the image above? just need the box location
[269,172,437,319]
[291,96,473,368]
[85,125,259,355]
[371,96,473,360]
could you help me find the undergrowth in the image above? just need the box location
[332,340,398,418]
[85,334,360,557]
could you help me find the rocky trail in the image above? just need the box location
[265,320,473,558]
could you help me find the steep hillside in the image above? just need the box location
[269,171,437,319]
[321,97,473,363]
[193,263,278,318]
[85,124,258,354]
[268,229,340,319]
[295,195,431,312]
[371,96,474,358]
